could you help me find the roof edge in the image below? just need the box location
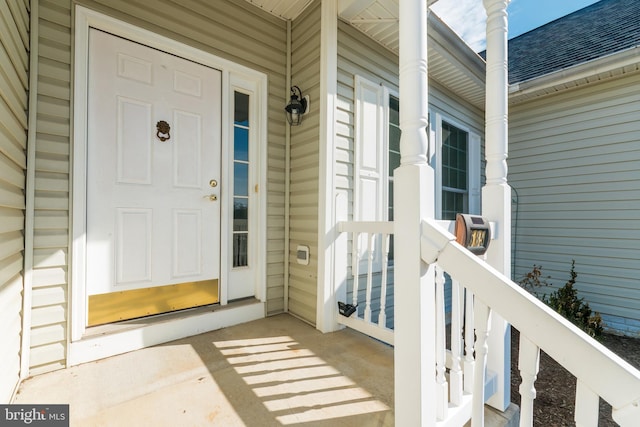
[509,45,640,102]
[428,11,486,83]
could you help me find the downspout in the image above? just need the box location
[20,0,40,381]
[284,19,291,312]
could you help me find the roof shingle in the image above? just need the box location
[507,0,640,84]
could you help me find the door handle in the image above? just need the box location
[204,194,218,201]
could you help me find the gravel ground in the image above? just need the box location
[510,329,640,426]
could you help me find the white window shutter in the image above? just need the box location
[354,76,386,271]
[468,132,481,214]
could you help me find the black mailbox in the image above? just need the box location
[455,214,491,255]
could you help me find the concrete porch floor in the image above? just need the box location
[14,314,395,426]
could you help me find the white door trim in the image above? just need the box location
[72,6,267,344]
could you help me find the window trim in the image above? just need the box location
[430,111,481,219]
[224,78,265,302]
[386,90,400,222]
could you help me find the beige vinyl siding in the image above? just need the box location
[509,73,640,330]
[287,1,320,325]
[30,0,287,372]
[28,0,72,375]
[0,0,29,401]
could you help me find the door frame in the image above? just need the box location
[71,6,268,342]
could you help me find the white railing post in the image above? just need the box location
[472,300,492,426]
[395,0,435,425]
[464,288,476,394]
[518,335,540,427]
[575,380,599,427]
[450,278,464,405]
[352,232,360,310]
[364,233,374,322]
[482,0,512,412]
[378,233,390,328]
[435,267,449,420]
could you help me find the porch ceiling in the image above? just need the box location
[246,0,485,110]
[244,0,315,20]
[337,0,485,110]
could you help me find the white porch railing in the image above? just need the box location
[337,220,493,425]
[336,221,395,346]
[337,219,640,426]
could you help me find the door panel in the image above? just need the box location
[116,97,153,184]
[86,29,221,324]
[116,208,152,284]
[173,209,202,277]
[173,111,203,189]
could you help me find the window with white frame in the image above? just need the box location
[441,121,469,219]
[387,95,400,223]
[431,112,481,219]
[387,95,400,261]
[233,91,250,267]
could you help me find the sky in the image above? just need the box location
[431,0,601,52]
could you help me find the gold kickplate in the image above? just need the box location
[88,279,219,326]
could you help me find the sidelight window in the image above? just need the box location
[233,91,250,267]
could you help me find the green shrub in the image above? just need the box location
[517,264,550,297]
[518,260,603,338]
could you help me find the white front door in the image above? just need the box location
[86,29,222,325]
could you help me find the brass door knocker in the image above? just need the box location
[156,120,171,141]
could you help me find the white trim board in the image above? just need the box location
[69,302,265,366]
[71,6,268,354]
[316,0,339,332]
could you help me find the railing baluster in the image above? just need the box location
[518,335,540,427]
[352,232,360,310]
[435,266,449,420]
[464,288,475,394]
[378,233,390,328]
[364,233,374,322]
[450,276,464,406]
[472,300,491,427]
[575,379,599,427]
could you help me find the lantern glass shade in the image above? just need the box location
[285,86,307,126]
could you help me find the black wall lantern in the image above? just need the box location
[284,86,308,126]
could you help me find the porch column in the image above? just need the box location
[482,0,512,412]
[395,1,436,425]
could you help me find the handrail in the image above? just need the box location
[338,220,461,234]
[420,218,640,424]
